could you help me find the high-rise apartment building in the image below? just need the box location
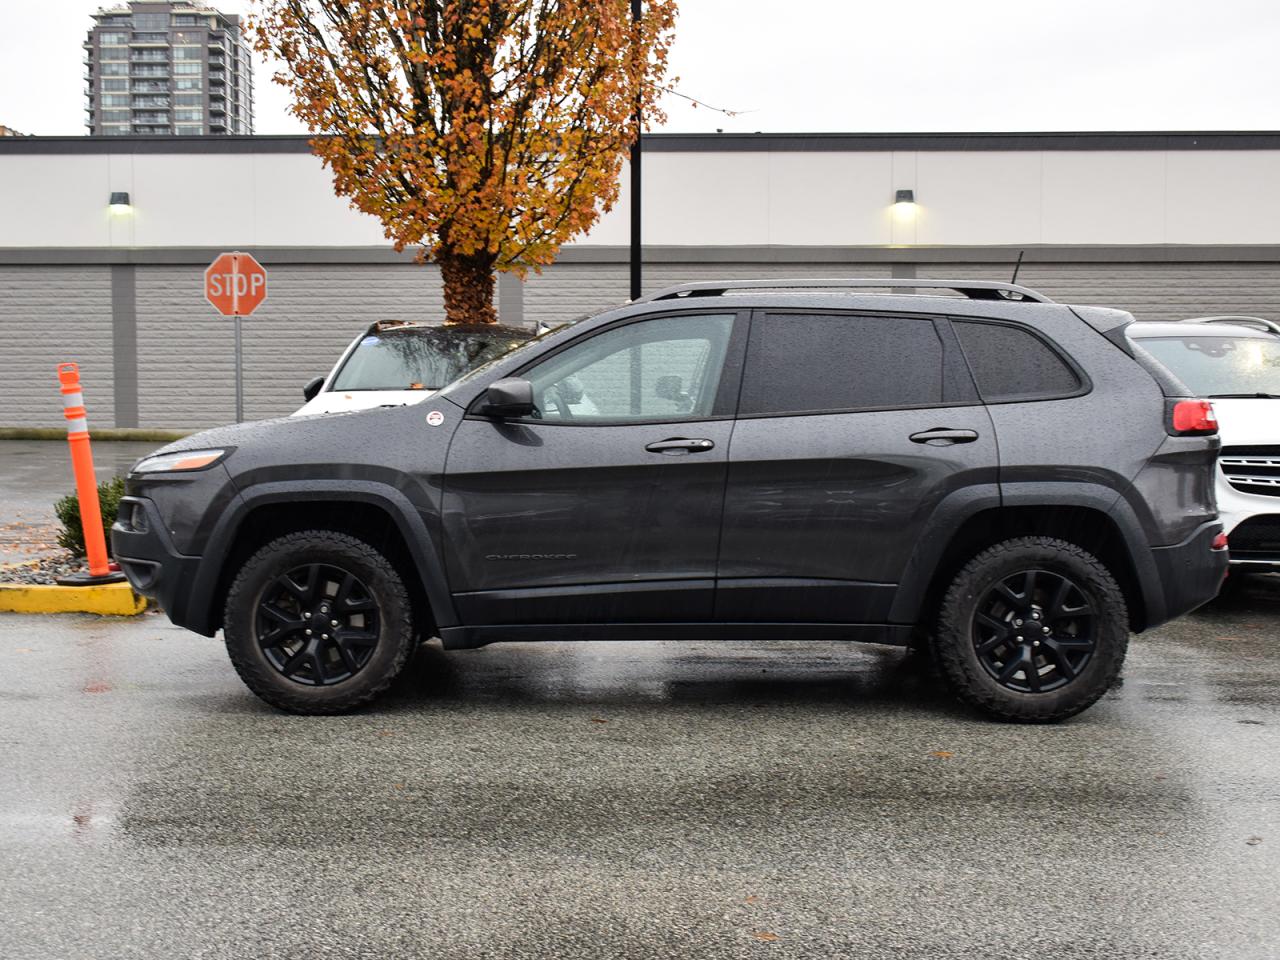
[84,2,254,136]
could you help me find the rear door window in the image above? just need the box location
[738,313,953,416]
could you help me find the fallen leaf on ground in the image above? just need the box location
[929,751,954,759]
[1153,773,1168,781]
[744,895,759,905]
[751,932,780,942]
[590,717,608,724]
[1246,836,1263,846]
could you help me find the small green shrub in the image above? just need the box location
[54,476,126,558]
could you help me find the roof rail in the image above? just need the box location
[637,278,1055,304]
[1180,315,1280,335]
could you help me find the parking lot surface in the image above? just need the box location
[2,576,1278,959]
[0,441,160,564]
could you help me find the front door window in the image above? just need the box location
[522,314,735,422]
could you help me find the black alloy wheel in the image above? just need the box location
[972,569,1096,694]
[932,536,1128,723]
[255,563,382,686]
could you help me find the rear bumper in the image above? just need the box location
[110,496,205,629]
[1148,520,1229,625]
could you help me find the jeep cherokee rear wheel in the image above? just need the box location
[933,536,1128,722]
[223,530,414,714]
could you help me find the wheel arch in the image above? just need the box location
[892,486,1162,635]
[187,481,455,638]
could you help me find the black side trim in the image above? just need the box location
[439,622,914,649]
[453,579,714,624]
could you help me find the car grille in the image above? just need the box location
[1228,515,1280,558]
[1220,446,1280,498]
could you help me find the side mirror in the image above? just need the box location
[302,376,325,402]
[483,377,535,418]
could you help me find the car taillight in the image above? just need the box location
[1169,399,1218,436]
[1212,532,1229,551]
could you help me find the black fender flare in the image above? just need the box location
[184,479,457,636]
[888,483,1000,625]
[888,481,1163,629]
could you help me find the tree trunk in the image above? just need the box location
[438,250,498,325]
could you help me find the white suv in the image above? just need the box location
[1129,316,1280,571]
[295,321,537,416]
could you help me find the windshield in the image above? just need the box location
[438,314,594,393]
[1135,335,1280,397]
[330,325,531,391]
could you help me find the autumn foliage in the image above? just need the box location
[252,1,678,324]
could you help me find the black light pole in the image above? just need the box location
[629,0,642,300]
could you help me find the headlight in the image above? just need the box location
[132,448,228,474]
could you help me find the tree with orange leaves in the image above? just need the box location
[252,1,678,324]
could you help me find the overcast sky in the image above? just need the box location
[4,0,1279,136]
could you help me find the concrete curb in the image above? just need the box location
[0,582,148,616]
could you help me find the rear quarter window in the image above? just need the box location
[953,319,1083,402]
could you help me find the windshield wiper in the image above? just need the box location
[1208,392,1280,399]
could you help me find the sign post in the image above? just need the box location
[204,251,268,422]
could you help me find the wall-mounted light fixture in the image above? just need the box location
[108,191,132,215]
[892,188,918,222]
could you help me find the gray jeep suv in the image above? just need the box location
[111,279,1228,722]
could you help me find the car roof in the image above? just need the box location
[1127,321,1276,339]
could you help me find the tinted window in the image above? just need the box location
[954,320,1081,401]
[523,314,734,422]
[738,313,944,416]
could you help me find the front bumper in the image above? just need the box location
[111,496,204,626]
[1216,477,1280,569]
[1149,520,1229,624]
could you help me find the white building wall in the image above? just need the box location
[4,146,1280,249]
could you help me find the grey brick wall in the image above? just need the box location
[4,255,1280,431]
[522,261,894,327]
[918,262,1280,321]
[0,265,115,429]
[135,263,445,428]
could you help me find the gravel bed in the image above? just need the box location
[0,552,90,585]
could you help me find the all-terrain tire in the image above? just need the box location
[223,530,414,714]
[933,536,1128,723]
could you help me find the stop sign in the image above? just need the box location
[204,251,268,316]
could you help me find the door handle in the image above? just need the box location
[645,437,715,455]
[909,428,979,445]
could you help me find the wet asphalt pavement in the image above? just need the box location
[2,577,1279,960]
[0,441,161,564]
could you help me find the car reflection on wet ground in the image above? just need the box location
[1,575,1277,959]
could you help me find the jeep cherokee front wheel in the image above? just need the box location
[223,530,415,714]
[933,536,1128,722]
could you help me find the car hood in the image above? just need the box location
[133,400,460,488]
[1210,398,1280,446]
[293,389,435,416]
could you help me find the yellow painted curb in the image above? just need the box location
[0,581,147,616]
